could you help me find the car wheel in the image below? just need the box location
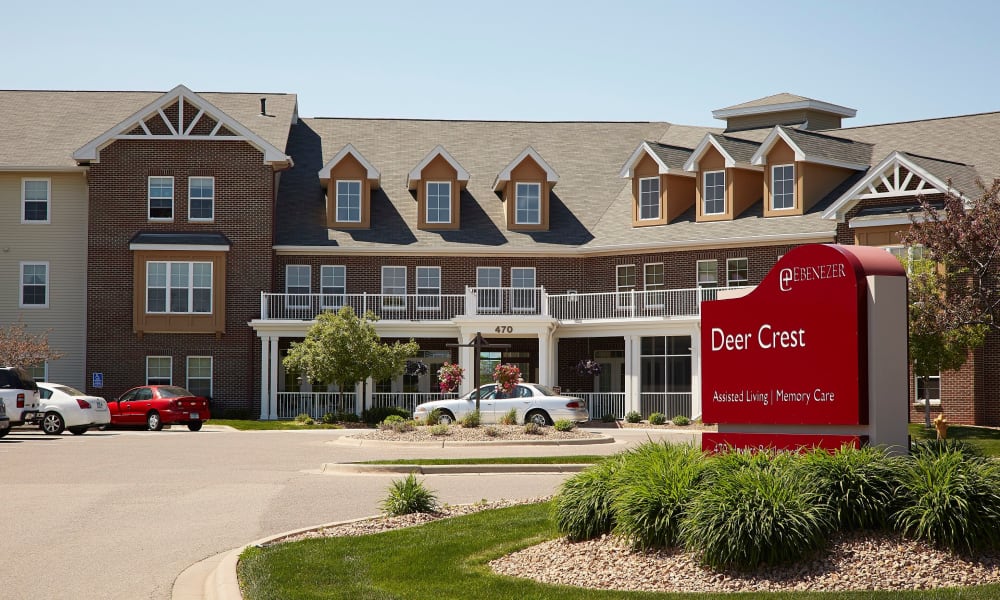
[438,411,455,425]
[526,410,551,427]
[41,411,66,435]
[187,421,203,432]
[68,426,89,435]
[146,411,163,431]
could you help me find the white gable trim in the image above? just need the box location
[318,143,381,186]
[617,142,694,179]
[73,84,290,165]
[683,134,737,172]
[822,152,967,222]
[713,99,856,120]
[493,146,559,191]
[750,127,867,171]
[406,145,470,189]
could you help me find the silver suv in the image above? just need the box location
[0,367,41,427]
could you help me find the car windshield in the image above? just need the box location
[157,386,194,398]
[530,384,559,396]
[53,384,86,396]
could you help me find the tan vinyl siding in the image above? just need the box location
[801,162,855,212]
[725,109,843,132]
[416,155,460,231]
[0,172,88,388]
[506,156,550,231]
[664,174,695,223]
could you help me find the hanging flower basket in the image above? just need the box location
[405,360,429,376]
[493,363,522,394]
[437,362,464,393]
[575,359,602,377]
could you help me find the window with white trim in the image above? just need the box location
[703,170,725,215]
[426,182,451,224]
[20,262,48,307]
[727,258,748,286]
[148,176,174,220]
[416,266,441,310]
[477,267,502,312]
[285,265,311,308]
[27,362,47,382]
[382,266,407,310]
[336,180,362,223]
[515,182,541,224]
[617,264,636,309]
[638,177,660,220]
[771,164,795,210]
[22,178,50,223]
[147,356,172,385]
[188,177,215,221]
[147,262,212,313]
[696,260,718,288]
[186,356,213,398]
[915,373,941,406]
[511,267,536,311]
[320,265,346,309]
[644,263,665,307]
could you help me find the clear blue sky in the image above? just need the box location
[4,0,997,127]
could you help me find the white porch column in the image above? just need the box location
[624,334,641,415]
[549,333,560,389]
[259,335,271,420]
[459,343,475,396]
[690,325,703,420]
[268,336,279,420]
[537,330,551,386]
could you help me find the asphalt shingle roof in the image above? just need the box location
[778,126,874,166]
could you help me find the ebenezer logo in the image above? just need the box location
[779,263,847,292]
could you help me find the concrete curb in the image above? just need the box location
[319,462,591,475]
[330,434,615,447]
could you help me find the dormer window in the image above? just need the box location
[515,182,541,225]
[407,145,468,231]
[638,177,660,220]
[703,171,726,215]
[318,144,381,230]
[426,181,452,224]
[494,147,558,232]
[336,180,362,223]
[771,165,795,210]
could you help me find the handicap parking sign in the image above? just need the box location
[92,372,104,389]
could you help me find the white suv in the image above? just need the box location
[0,367,41,427]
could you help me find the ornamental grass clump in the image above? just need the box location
[625,411,641,423]
[553,419,575,432]
[499,408,518,425]
[552,455,627,541]
[612,442,707,549]
[648,412,667,425]
[671,414,690,426]
[459,410,481,428]
[893,441,1000,553]
[429,423,449,436]
[681,448,833,569]
[799,445,902,530]
[380,473,438,516]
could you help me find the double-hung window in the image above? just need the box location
[336,180,362,223]
[476,267,502,312]
[696,260,718,288]
[703,171,725,215]
[727,258,748,286]
[146,356,172,385]
[771,165,795,210]
[147,262,212,313]
[915,373,941,406]
[511,267,536,312]
[188,177,215,221]
[285,265,311,309]
[515,182,541,225]
[426,182,451,224]
[148,176,174,220]
[644,263,665,308]
[416,266,441,310]
[20,262,48,307]
[320,265,346,309]
[186,356,213,398]
[617,264,636,309]
[382,266,407,310]
[22,178,50,223]
[638,177,660,221]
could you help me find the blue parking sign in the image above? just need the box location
[92,372,104,389]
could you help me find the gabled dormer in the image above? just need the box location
[318,144,380,229]
[619,141,695,227]
[683,134,762,222]
[406,145,469,231]
[493,147,558,231]
[750,126,871,217]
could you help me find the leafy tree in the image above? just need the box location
[282,307,419,416]
[0,320,62,368]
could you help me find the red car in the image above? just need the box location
[109,385,210,431]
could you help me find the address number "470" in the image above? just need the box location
[494,326,513,334]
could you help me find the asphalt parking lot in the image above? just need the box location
[2,424,696,599]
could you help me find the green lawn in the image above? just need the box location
[206,419,348,431]
[238,502,1000,600]
[909,423,1000,456]
[361,456,604,465]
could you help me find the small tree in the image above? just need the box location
[0,320,62,368]
[283,307,418,417]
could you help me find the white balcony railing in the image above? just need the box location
[639,392,693,419]
[262,293,465,321]
[276,392,356,420]
[574,392,627,420]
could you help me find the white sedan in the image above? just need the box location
[37,382,111,435]
[413,383,589,426]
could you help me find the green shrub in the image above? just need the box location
[671,415,690,426]
[552,456,626,541]
[648,412,666,425]
[601,413,617,423]
[553,419,575,432]
[321,412,338,424]
[484,426,500,437]
[380,473,438,516]
[294,413,312,423]
[612,442,706,549]
[429,423,449,436]
[681,449,832,569]
[523,422,542,435]
[381,415,405,425]
[362,406,411,425]
[625,411,641,423]
[799,445,901,530]
[424,408,442,426]
[893,444,1000,552]
[499,408,518,425]
[459,410,481,428]
[336,411,360,423]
